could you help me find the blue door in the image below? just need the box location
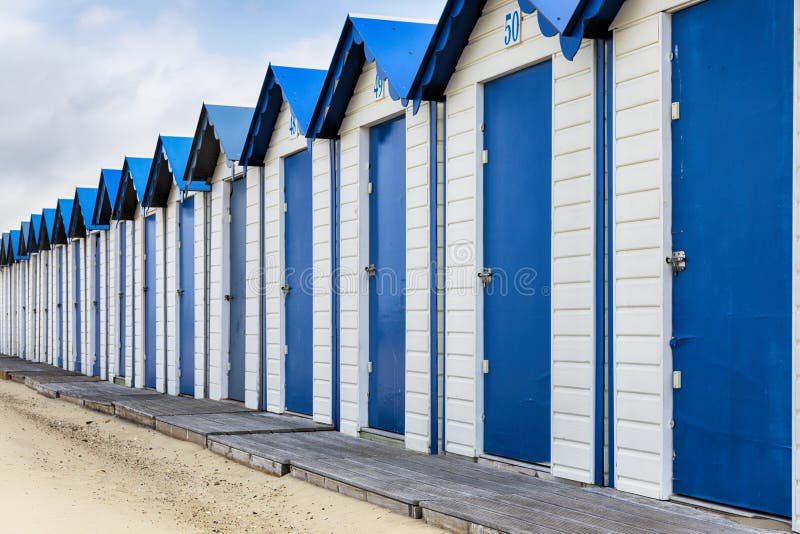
[482,62,552,464]
[179,198,195,396]
[144,215,157,388]
[284,149,314,415]
[671,0,792,516]
[228,178,246,401]
[118,222,126,378]
[93,234,101,377]
[73,240,82,373]
[57,247,63,368]
[367,116,406,434]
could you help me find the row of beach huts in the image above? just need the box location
[0,0,797,528]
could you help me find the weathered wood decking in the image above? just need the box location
[0,357,784,534]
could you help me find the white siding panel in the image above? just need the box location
[612,10,672,500]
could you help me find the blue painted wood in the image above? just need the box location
[179,198,196,396]
[671,0,792,517]
[228,179,247,402]
[367,116,406,435]
[482,62,552,464]
[118,221,126,378]
[73,240,82,373]
[284,149,314,415]
[57,247,64,368]
[93,233,101,377]
[144,215,157,388]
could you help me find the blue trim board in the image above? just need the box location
[330,138,341,430]
[441,100,447,452]
[593,40,606,488]
[429,103,439,455]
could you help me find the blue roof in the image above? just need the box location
[145,135,210,207]
[41,208,57,250]
[185,104,255,184]
[10,230,24,261]
[19,221,31,258]
[241,65,327,167]
[29,214,42,253]
[53,198,74,245]
[410,0,624,104]
[113,156,152,220]
[93,169,122,226]
[70,187,105,238]
[309,15,436,139]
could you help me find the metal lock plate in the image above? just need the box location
[666,250,687,276]
[478,267,493,288]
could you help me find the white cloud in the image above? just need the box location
[0,7,266,231]
[78,5,121,28]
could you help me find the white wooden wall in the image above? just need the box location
[29,255,38,361]
[124,217,134,385]
[208,160,225,400]
[108,225,118,379]
[99,231,108,379]
[89,235,99,374]
[311,139,333,424]
[193,192,207,399]
[245,165,261,410]
[155,204,167,393]
[39,250,48,363]
[81,238,90,374]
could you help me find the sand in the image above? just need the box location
[0,378,438,534]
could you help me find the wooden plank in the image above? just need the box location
[154,411,332,442]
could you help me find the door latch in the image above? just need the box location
[281,284,291,296]
[478,267,493,288]
[666,251,686,276]
[224,294,233,302]
[365,264,376,278]
[176,288,184,297]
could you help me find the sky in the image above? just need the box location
[0,0,446,233]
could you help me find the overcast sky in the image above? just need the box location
[0,0,445,233]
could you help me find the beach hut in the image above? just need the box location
[7,231,23,357]
[306,14,442,451]
[52,199,74,370]
[600,0,794,521]
[184,104,255,405]
[92,169,123,380]
[38,209,57,366]
[240,65,332,421]
[70,187,106,377]
[112,157,152,387]
[407,0,615,482]
[143,134,210,395]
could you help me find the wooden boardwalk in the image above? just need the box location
[0,357,784,534]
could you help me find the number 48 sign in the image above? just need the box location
[503,9,521,48]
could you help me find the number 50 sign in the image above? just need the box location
[503,9,521,48]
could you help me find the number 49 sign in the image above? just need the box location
[503,9,522,48]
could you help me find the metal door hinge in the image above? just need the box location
[178,241,182,249]
[365,264,376,278]
[283,202,288,213]
[367,182,373,195]
[481,412,485,422]
[281,284,291,296]
[672,371,682,389]
[177,288,184,297]
[482,359,489,374]
[367,361,373,374]
[226,361,231,374]
[224,294,233,302]
[176,368,181,379]
[666,251,686,276]
[478,267,492,288]
[671,102,680,121]
[481,150,489,164]
[284,345,289,356]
